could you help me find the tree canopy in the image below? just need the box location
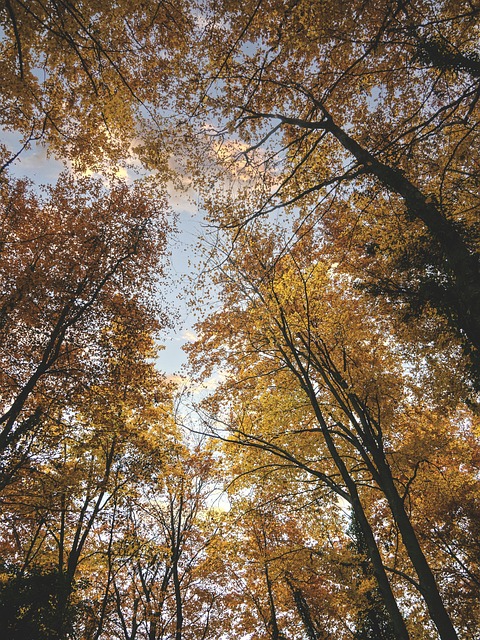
[0,1,479,638]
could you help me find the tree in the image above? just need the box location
[0,0,192,170]
[0,300,173,638]
[2,2,480,638]
[188,221,480,639]
[98,431,223,640]
[348,515,396,640]
[0,564,76,640]
[211,469,379,640]
[184,0,480,383]
[0,170,170,485]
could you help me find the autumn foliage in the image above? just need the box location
[0,1,479,639]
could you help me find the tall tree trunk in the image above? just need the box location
[306,387,411,640]
[372,452,459,640]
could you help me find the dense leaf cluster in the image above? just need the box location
[0,1,479,639]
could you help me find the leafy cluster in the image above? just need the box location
[0,1,479,639]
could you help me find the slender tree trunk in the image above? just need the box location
[285,574,322,640]
[298,328,459,640]
[264,559,283,640]
[270,108,480,366]
[170,495,184,640]
[172,556,183,640]
[308,392,411,640]
[278,327,411,639]
[325,116,480,362]
[372,453,459,640]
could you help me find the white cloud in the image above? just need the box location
[181,329,198,342]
